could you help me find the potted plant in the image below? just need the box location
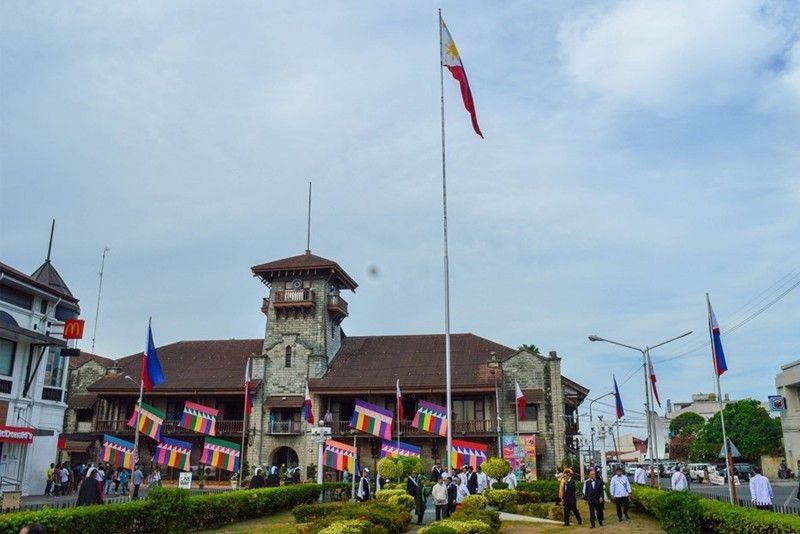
[197,465,207,489]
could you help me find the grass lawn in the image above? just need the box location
[501,501,663,533]
[197,510,300,533]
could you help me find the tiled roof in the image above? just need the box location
[30,260,74,298]
[251,251,358,291]
[68,393,98,410]
[87,339,264,394]
[309,334,517,393]
[70,351,115,370]
[0,261,79,303]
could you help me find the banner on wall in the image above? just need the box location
[502,434,537,480]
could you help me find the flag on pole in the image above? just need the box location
[350,399,393,440]
[412,400,448,437]
[303,382,314,425]
[244,359,254,416]
[707,294,728,376]
[380,440,421,458]
[179,401,218,436]
[451,439,488,469]
[141,323,165,392]
[324,439,358,473]
[515,381,527,421]
[613,375,624,419]
[101,435,135,469]
[396,379,405,421]
[201,437,240,472]
[440,15,483,138]
[126,402,165,441]
[646,352,661,407]
[154,437,192,471]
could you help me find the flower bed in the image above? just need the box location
[630,486,800,534]
[0,484,341,534]
[295,501,411,534]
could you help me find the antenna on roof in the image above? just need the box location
[46,219,55,262]
[305,181,312,255]
[90,246,111,354]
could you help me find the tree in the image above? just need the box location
[669,412,705,437]
[481,457,511,480]
[669,434,695,461]
[377,457,404,479]
[690,400,782,462]
[519,344,541,356]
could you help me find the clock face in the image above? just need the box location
[291,278,303,289]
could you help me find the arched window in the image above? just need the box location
[285,346,292,368]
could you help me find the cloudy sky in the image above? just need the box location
[2,1,798,432]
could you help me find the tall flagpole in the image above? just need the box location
[707,293,736,504]
[239,357,250,488]
[133,317,150,468]
[438,8,454,473]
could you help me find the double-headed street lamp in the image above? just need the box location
[588,330,691,487]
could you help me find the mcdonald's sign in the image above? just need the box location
[63,319,85,339]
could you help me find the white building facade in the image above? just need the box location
[775,360,800,473]
[0,259,80,496]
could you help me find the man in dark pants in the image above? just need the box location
[583,468,605,528]
[561,469,582,526]
[466,466,478,495]
[446,476,458,516]
[609,467,631,521]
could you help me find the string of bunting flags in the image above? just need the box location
[380,440,421,458]
[155,437,193,471]
[324,439,358,473]
[126,402,165,441]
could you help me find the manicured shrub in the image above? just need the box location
[516,480,559,502]
[386,494,414,512]
[377,457,404,479]
[381,482,403,490]
[450,508,500,532]
[460,494,487,511]
[293,502,345,522]
[515,490,541,504]
[698,499,800,534]
[375,489,406,502]
[516,502,550,518]
[318,519,388,534]
[480,457,510,481]
[628,485,661,514]
[548,504,564,522]
[0,484,323,534]
[305,502,411,534]
[653,491,702,534]
[483,488,517,511]
[489,482,508,489]
[419,520,493,534]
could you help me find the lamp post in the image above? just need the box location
[310,421,331,503]
[588,330,691,489]
[587,392,614,467]
[487,353,502,454]
[124,375,143,469]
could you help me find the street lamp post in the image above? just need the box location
[587,392,614,467]
[124,375,143,469]
[487,353,502,454]
[588,330,691,489]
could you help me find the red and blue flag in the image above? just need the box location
[141,322,164,392]
[707,294,728,376]
[613,375,624,419]
[304,382,314,425]
[244,359,254,416]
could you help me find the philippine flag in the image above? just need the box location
[515,381,527,421]
[141,322,165,392]
[613,375,624,419]
[244,359,254,416]
[304,382,314,425]
[647,352,661,407]
[396,379,404,421]
[440,14,483,138]
[707,294,728,376]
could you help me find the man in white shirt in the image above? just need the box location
[749,466,774,510]
[633,465,647,485]
[671,466,688,491]
[476,465,489,493]
[503,471,517,490]
[609,467,631,522]
[432,477,449,520]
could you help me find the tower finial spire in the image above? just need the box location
[305,181,312,255]
[46,219,55,262]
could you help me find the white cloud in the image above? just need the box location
[558,0,793,113]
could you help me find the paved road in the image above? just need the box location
[688,479,798,506]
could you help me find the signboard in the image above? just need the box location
[63,319,85,339]
[502,434,537,480]
[768,395,786,412]
[178,472,193,490]
[0,426,35,444]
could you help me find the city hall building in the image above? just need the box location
[64,250,588,478]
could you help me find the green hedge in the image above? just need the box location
[516,480,559,502]
[630,486,800,534]
[0,484,331,534]
[300,502,411,534]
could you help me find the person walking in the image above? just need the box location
[119,468,130,496]
[561,469,582,526]
[45,463,54,496]
[633,465,647,485]
[58,463,70,496]
[610,467,631,522]
[583,468,605,528]
[406,471,423,525]
[456,474,470,504]
[446,475,458,516]
[356,468,371,501]
[433,477,449,520]
[749,466,774,511]
[132,464,143,500]
[475,465,488,493]
[671,466,689,491]
[466,466,478,495]
[103,464,114,495]
[76,467,103,506]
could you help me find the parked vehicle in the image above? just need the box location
[722,463,753,482]
[687,463,713,482]
[659,461,678,478]
[625,463,642,476]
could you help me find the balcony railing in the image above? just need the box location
[95,419,244,435]
[41,387,64,402]
[326,295,348,317]
[329,419,497,436]
[273,289,315,308]
[269,420,303,434]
